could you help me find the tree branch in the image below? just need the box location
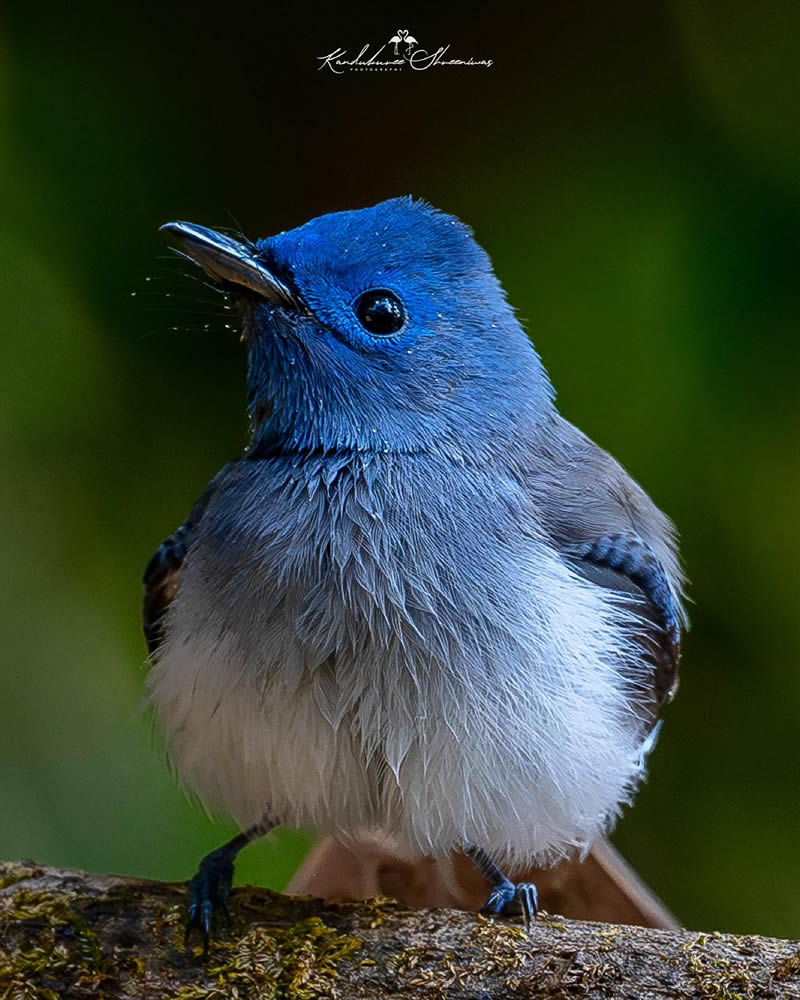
[1,859,798,999]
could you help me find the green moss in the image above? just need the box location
[681,933,753,1000]
[3,883,365,1000]
[0,862,44,891]
[383,915,532,996]
[0,883,111,999]
[358,895,394,929]
[386,945,457,994]
[773,945,800,981]
[153,900,186,951]
[174,916,363,1000]
[468,916,528,974]
[5,888,82,927]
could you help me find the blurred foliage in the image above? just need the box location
[1,1,798,937]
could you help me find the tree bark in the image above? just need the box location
[1,859,799,999]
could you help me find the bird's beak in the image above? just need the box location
[160,221,297,308]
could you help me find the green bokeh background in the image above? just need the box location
[2,3,799,938]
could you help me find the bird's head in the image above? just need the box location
[162,197,553,462]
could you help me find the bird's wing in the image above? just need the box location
[525,412,688,713]
[142,463,235,659]
[288,835,678,929]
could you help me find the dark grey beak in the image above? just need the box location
[160,221,296,307]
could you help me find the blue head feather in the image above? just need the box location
[243,197,553,462]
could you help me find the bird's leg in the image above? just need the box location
[466,846,539,929]
[186,817,273,955]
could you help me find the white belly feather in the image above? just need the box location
[148,457,652,867]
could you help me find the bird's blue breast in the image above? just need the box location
[190,450,539,672]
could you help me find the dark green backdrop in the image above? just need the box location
[2,2,799,938]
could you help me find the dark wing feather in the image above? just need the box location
[142,470,231,659]
[143,525,191,658]
[525,413,687,718]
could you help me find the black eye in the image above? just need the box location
[354,289,406,336]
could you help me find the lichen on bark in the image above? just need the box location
[1,860,799,999]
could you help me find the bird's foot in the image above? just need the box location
[481,878,539,929]
[186,846,235,956]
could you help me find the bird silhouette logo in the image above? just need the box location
[388,28,418,57]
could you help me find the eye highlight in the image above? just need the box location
[354,289,406,336]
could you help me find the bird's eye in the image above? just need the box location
[354,289,406,336]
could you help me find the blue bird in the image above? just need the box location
[147,197,686,952]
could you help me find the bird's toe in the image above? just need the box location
[186,850,235,955]
[481,879,539,929]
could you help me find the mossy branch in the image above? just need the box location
[1,859,799,999]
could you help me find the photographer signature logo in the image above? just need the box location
[318,27,493,74]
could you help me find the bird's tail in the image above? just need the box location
[286,834,678,929]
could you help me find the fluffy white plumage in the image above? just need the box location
[148,451,655,868]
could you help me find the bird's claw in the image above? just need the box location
[481,878,539,930]
[186,850,235,956]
